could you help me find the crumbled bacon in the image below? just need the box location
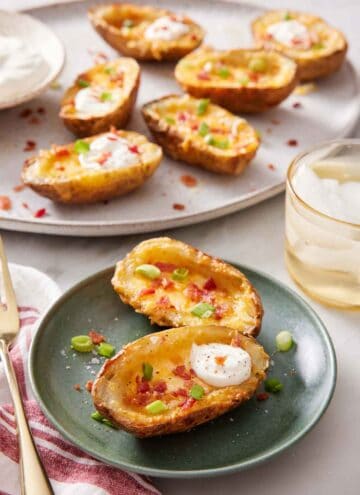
[55,147,70,158]
[88,330,105,344]
[173,203,185,211]
[190,122,199,131]
[29,116,40,125]
[249,72,260,82]
[34,208,47,218]
[13,183,26,193]
[256,392,270,401]
[271,119,280,125]
[97,151,111,165]
[184,282,203,302]
[267,163,276,171]
[203,278,217,291]
[154,262,176,273]
[180,397,196,409]
[19,108,32,118]
[231,333,243,348]
[37,107,45,114]
[110,71,124,84]
[0,196,12,210]
[139,287,156,297]
[128,144,139,154]
[191,34,198,41]
[172,388,188,398]
[292,102,302,109]
[157,295,173,308]
[153,381,167,393]
[177,111,189,122]
[136,375,151,393]
[180,175,198,188]
[55,164,65,172]
[214,304,228,320]
[173,365,192,380]
[73,384,81,392]
[23,140,36,152]
[197,71,210,81]
[85,380,93,393]
[287,139,298,147]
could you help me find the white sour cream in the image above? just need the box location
[190,343,251,387]
[79,133,140,171]
[145,16,189,41]
[0,36,49,100]
[267,20,311,49]
[75,87,122,117]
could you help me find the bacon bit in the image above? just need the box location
[249,72,260,82]
[22,202,29,210]
[267,163,276,171]
[173,365,192,380]
[231,333,243,348]
[154,262,176,273]
[292,102,302,109]
[73,384,81,392]
[85,380,93,393]
[110,71,124,84]
[29,116,40,125]
[215,356,227,366]
[139,287,156,297]
[0,196,12,211]
[271,119,280,125]
[173,203,185,211]
[161,278,174,290]
[55,164,65,172]
[180,174,198,188]
[287,139,298,147]
[88,330,105,345]
[184,282,203,302]
[181,397,196,409]
[177,111,189,122]
[172,387,188,398]
[256,392,270,401]
[97,151,111,165]
[37,107,45,114]
[19,108,32,118]
[107,135,118,141]
[157,295,173,308]
[55,148,70,158]
[191,34,198,41]
[190,122,199,131]
[197,71,210,81]
[23,140,36,152]
[128,144,139,154]
[154,381,167,393]
[203,278,217,291]
[214,304,228,320]
[13,183,26,193]
[136,375,151,393]
[34,208,47,218]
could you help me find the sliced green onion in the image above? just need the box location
[276,331,294,352]
[191,302,215,318]
[248,57,268,73]
[165,116,176,125]
[239,76,249,86]
[146,400,167,414]
[198,121,210,137]
[264,378,283,393]
[284,12,292,20]
[214,138,229,150]
[96,342,115,358]
[218,66,230,78]
[71,335,94,352]
[190,383,204,400]
[197,98,210,116]
[135,264,161,279]
[100,92,112,101]
[204,134,216,146]
[74,140,90,154]
[123,19,134,28]
[142,362,153,381]
[172,267,189,282]
[104,67,115,74]
[312,42,324,50]
[91,411,118,428]
[77,79,90,88]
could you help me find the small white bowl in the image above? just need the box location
[0,10,65,110]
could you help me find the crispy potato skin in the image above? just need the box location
[252,11,347,81]
[175,48,298,113]
[112,237,263,336]
[92,325,269,437]
[142,95,259,175]
[60,58,140,137]
[22,131,162,204]
[88,3,205,62]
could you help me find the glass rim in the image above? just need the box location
[287,138,360,229]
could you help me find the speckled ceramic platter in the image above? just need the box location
[0,0,358,236]
[29,263,336,477]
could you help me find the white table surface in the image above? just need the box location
[2,1,360,494]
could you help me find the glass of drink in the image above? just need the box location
[285,139,360,309]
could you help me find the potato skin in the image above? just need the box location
[60,58,140,138]
[92,325,269,437]
[175,48,298,113]
[88,3,205,62]
[252,10,347,81]
[22,131,162,204]
[112,237,263,336]
[142,95,259,175]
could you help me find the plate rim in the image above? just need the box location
[28,263,337,478]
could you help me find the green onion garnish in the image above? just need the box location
[190,383,204,400]
[96,342,115,358]
[248,57,268,73]
[198,121,210,137]
[172,267,189,282]
[142,362,153,381]
[239,76,249,86]
[218,67,230,79]
[276,331,294,352]
[146,400,167,414]
[165,116,176,125]
[264,378,283,393]
[104,67,115,74]
[214,138,229,149]
[204,134,216,146]
[71,335,94,352]
[123,19,134,28]
[135,264,161,279]
[312,42,324,50]
[197,98,210,116]
[191,302,215,318]
[284,12,292,20]
[100,92,112,101]
[77,79,90,88]
[74,140,90,154]
[91,411,118,428]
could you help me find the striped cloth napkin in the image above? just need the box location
[0,264,160,495]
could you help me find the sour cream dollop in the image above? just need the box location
[79,133,139,171]
[145,16,189,41]
[190,343,251,387]
[74,87,122,116]
[0,36,49,100]
[267,20,311,49]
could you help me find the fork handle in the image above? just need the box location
[0,339,54,495]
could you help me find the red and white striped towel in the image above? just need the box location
[0,264,160,495]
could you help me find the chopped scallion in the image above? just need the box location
[172,267,189,282]
[198,121,210,136]
[142,362,153,381]
[191,302,215,318]
[146,400,167,414]
[71,335,93,352]
[276,331,294,352]
[96,342,115,358]
[74,140,90,154]
[197,98,210,116]
[264,378,283,393]
[135,264,161,279]
[190,383,204,400]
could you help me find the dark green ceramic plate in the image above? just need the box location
[29,265,336,478]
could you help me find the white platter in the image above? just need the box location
[0,0,358,237]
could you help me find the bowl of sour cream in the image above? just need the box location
[0,9,65,110]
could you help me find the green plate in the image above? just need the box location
[29,265,336,478]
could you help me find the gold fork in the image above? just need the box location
[0,236,53,495]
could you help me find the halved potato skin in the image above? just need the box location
[112,237,263,336]
[88,3,205,62]
[142,94,259,175]
[60,58,140,137]
[252,10,347,81]
[92,325,269,437]
[22,130,162,204]
[175,47,298,113]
